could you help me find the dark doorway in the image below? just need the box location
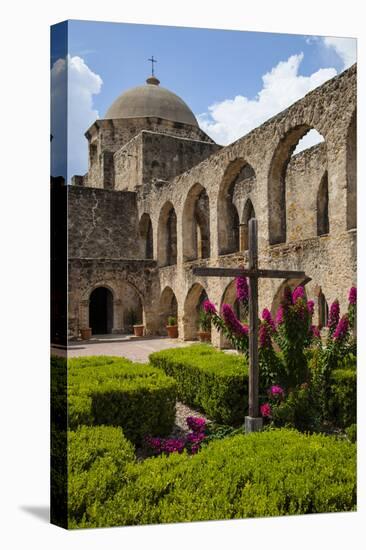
[89,287,113,334]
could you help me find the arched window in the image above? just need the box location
[218,160,256,255]
[347,111,356,230]
[89,287,113,334]
[157,202,177,266]
[240,198,256,251]
[182,183,210,261]
[268,126,326,245]
[318,291,329,328]
[317,172,329,236]
[138,213,153,259]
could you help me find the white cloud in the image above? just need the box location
[197,53,337,146]
[323,36,357,70]
[292,128,324,155]
[51,55,102,181]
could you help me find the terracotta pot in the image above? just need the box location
[80,327,92,340]
[197,330,211,342]
[133,324,144,337]
[166,325,178,338]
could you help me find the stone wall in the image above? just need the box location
[114,130,221,191]
[68,186,140,259]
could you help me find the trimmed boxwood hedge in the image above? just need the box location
[69,428,356,528]
[330,367,356,428]
[149,344,248,424]
[68,356,177,443]
[68,426,134,526]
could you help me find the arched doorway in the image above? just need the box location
[139,213,153,259]
[183,283,209,340]
[268,125,326,245]
[157,201,177,266]
[159,287,178,333]
[218,160,256,255]
[182,183,210,261]
[89,287,113,335]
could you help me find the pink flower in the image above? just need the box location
[307,300,315,315]
[186,416,206,432]
[328,300,340,331]
[262,308,275,331]
[270,385,284,396]
[260,403,272,418]
[236,275,249,303]
[333,315,349,342]
[348,287,357,306]
[202,300,216,315]
[259,323,272,349]
[161,438,186,454]
[310,325,321,338]
[292,286,305,302]
[222,304,249,337]
[275,305,284,326]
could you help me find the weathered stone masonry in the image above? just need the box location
[68,65,356,342]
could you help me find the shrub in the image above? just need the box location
[68,356,177,443]
[345,424,357,443]
[80,429,356,528]
[68,425,134,526]
[149,344,248,424]
[329,368,357,428]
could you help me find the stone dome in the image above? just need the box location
[105,75,198,126]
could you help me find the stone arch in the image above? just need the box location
[240,198,256,251]
[218,159,256,255]
[157,201,177,267]
[158,286,178,333]
[89,286,114,335]
[138,213,153,259]
[182,183,210,261]
[183,283,209,340]
[268,125,326,245]
[270,277,308,318]
[317,171,329,236]
[347,110,356,230]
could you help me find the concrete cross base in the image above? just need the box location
[245,416,263,433]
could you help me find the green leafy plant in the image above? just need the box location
[71,429,356,528]
[68,356,177,443]
[167,316,177,326]
[150,344,248,424]
[198,308,211,331]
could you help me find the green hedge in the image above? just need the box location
[68,426,134,526]
[330,368,357,428]
[68,356,177,443]
[149,344,248,424]
[70,428,356,528]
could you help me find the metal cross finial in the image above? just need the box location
[148,55,157,76]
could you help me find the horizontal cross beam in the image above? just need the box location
[192,267,309,280]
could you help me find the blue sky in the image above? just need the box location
[50,20,356,180]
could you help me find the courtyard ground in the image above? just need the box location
[65,335,189,362]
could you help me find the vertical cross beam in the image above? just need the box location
[245,218,263,432]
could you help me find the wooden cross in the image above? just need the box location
[192,218,311,432]
[148,55,157,76]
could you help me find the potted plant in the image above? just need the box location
[80,327,92,340]
[166,316,178,338]
[197,309,211,342]
[125,309,145,337]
